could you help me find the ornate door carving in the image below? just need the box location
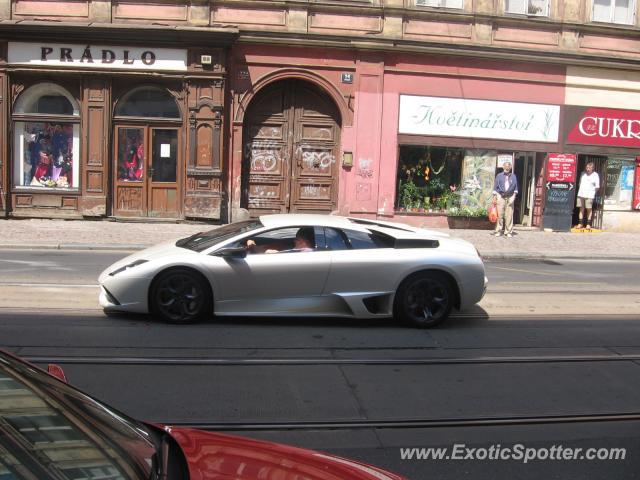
[242,80,340,215]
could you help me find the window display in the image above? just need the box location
[117,128,145,182]
[459,150,498,210]
[396,146,463,212]
[14,122,79,189]
[12,83,80,190]
[604,157,635,210]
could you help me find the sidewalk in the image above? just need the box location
[0,217,639,260]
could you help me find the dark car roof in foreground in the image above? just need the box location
[0,350,406,480]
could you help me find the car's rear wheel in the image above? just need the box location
[394,272,453,328]
[150,268,212,324]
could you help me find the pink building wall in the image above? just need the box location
[229,45,565,222]
[350,54,566,222]
[228,44,356,217]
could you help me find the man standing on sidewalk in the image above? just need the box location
[575,161,600,230]
[492,161,518,238]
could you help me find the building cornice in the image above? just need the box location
[0,20,239,47]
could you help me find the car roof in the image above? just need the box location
[257,214,449,240]
[258,214,361,229]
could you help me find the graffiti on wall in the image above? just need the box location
[357,158,374,178]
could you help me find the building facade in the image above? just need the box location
[1,0,640,231]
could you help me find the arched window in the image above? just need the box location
[13,83,80,190]
[114,86,180,119]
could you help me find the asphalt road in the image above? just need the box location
[1,250,639,479]
[1,249,639,291]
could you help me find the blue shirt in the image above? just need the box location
[493,172,518,197]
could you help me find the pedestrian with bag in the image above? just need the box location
[491,161,518,238]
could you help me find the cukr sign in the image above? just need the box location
[567,107,640,147]
[8,42,187,71]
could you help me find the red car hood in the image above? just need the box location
[166,426,405,480]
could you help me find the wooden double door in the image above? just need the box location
[113,125,180,217]
[242,80,341,215]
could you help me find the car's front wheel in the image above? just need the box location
[150,268,212,324]
[394,272,453,328]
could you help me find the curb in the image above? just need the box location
[1,243,640,261]
[0,244,146,251]
[480,252,640,261]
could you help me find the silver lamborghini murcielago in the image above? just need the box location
[99,214,487,327]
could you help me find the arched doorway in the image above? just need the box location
[241,79,341,215]
[113,86,182,218]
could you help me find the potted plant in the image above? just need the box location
[446,205,492,229]
[399,180,422,213]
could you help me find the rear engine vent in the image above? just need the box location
[395,239,439,249]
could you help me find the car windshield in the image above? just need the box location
[0,352,158,480]
[175,220,263,252]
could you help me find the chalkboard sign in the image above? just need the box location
[542,181,575,231]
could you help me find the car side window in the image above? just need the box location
[324,228,349,251]
[242,227,317,254]
[342,229,394,249]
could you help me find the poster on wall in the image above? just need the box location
[497,153,514,169]
[460,150,497,209]
[605,157,635,209]
[546,153,577,182]
[634,158,640,210]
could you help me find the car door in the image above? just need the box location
[323,227,398,296]
[205,226,331,314]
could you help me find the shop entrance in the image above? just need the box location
[573,154,606,229]
[513,152,539,227]
[113,126,179,217]
[241,79,341,215]
[112,86,182,218]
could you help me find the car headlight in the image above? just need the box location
[108,259,148,276]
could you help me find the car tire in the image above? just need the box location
[394,272,453,328]
[150,268,212,324]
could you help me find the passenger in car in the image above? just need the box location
[289,227,315,252]
[246,227,315,254]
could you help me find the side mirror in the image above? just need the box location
[213,246,247,259]
[47,364,68,383]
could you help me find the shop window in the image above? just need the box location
[416,0,464,8]
[114,86,180,119]
[592,0,636,24]
[397,146,499,215]
[505,0,549,15]
[14,83,79,116]
[397,146,465,212]
[13,83,80,190]
[604,157,635,210]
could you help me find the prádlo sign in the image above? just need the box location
[7,42,188,71]
[40,46,156,66]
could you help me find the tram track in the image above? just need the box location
[164,412,640,431]
[23,352,640,367]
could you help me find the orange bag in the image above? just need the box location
[488,204,498,223]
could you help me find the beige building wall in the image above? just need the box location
[565,66,640,110]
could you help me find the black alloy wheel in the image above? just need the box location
[395,272,453,328]
[151,269,212,324]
